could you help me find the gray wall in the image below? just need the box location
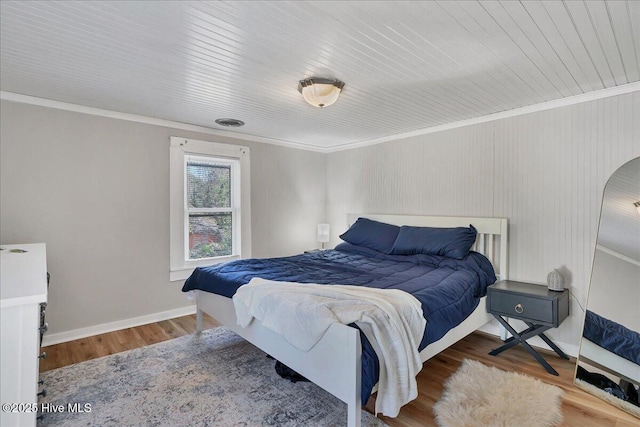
[326,92,640,348]
[0,100,326,336]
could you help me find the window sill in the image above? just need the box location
[170,255,240,282]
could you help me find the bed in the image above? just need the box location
[184,214,508,427]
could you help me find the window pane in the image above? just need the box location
[186,161,231,208]
[188,213,232,259]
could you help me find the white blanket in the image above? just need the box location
[232,277,427,417]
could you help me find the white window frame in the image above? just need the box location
[183,154,238,261]
[170,137,251,282]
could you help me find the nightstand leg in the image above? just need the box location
[490,321,550,355]
[490,315,533,354]
[539,334,569,360]
[489,315,560,376]
[502,324,538,344]
[519,340,559,376]
[524,322,569,360]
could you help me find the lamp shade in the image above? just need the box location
[317,224,330,243]
[298,78,344,108]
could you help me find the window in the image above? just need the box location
[170,137,251,281]
[185,156,235,259]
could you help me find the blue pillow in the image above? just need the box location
[390,224,477,259]
[339,218,400,254]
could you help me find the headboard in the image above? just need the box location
[347,214,509,281]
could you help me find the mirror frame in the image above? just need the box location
[574,156,640,419]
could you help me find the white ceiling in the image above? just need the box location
[1,1,639,151]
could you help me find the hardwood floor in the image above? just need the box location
[42,315,639,427]
[40,314,220,371]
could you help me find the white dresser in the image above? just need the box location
[1,243,48,427]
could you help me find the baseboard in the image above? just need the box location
[42,305,197,347]
[478,319,580,358]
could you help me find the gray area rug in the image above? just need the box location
[39,327,387,427]
[433,359,564,427]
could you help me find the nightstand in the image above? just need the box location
[304,249,322,254]
[487,280,570,375]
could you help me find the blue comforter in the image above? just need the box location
[182,242,496,403]
[583,310,640,365]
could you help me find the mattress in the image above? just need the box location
[182,242,497,403]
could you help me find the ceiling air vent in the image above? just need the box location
[215,118,245,127]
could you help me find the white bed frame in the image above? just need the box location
[579,339,640,384]
[194,214,508,427]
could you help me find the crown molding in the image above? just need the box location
[3,81,639,154]
[596,245,640,267]
[0,91,325,153]
[326,81,640,153]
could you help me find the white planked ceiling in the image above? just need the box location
[1,0,639,151]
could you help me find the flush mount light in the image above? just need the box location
[215,118,245,127]
[298,78,345,108]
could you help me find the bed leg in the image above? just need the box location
[499,320,508,341]
[347,329,362,427]
[347,400,362,427]
[196,307,203,333]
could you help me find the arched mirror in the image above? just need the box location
[574,157,640,418]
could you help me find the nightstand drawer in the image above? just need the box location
[487,280,569,327]
[488,293,553,324]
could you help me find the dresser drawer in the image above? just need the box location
[489,292,554,324]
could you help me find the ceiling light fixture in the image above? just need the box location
[298,78,345,108]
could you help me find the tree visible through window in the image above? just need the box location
[186,158,235,259]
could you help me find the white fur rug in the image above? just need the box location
[433,359,564,427]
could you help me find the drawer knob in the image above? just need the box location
[38,352,46,360]
[514,303,524,314]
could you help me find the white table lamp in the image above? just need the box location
[317,224,330,249]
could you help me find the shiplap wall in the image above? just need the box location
[327,91,640,348]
